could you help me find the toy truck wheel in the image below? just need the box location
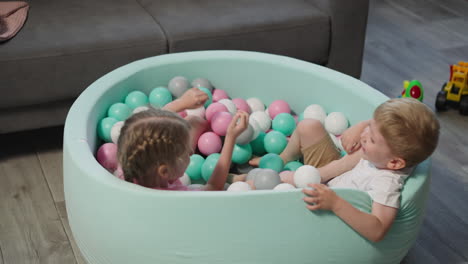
[459,96,468,115]
[435,91,447,111]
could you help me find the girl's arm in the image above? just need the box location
[163,87,208,113]
[303,184,397,242]
[204,112,249,191]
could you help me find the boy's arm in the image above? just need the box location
[340,120,370,154]
[303,184,397,242]
[318,148,364,183]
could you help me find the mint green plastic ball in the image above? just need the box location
[259,153,284,172]
[149,87,172,108]
[272,113,296,136]
[264,130,288,154]
[201,153,220,182]
[298,112,305,122]
[125,91,149,109]
[185,154,205,181]
[199,87,213,108]
[97,117,118,142]
[250,131,266,156]
[108,103,132,121]
[284,161,303,171]
[232,144,253,164]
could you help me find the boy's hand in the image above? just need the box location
[302,183,340,211]
[340,121,367,153]
[179,87,209,110]
[226,111,249,139]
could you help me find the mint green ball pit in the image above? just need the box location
[63,51,431,264]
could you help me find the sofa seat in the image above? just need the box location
[139,0,330,64]
[0,0,166,110]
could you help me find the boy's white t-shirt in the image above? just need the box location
[327,159,411,208]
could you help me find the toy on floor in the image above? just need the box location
[435,61,468,115]
[399,80,424,102]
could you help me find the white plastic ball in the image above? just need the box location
[294,165,321,188]
[218,99,237,114]
[227,181,252,192]
[325,112,349,136]
[192,78,214,92]
[273,183,296,191]
[246,97,265,112]
[250,111,271,132]
[303,104,327,124]
[110,121,124,144]
[186,106,206,119]
[168,76,189,98]
[179,173,191,186]
[132,105,150,114]
[249,118,262,140]
[187,184,205,190]
[236,124,255,145]
[329,133,343,151]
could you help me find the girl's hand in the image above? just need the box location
[302,183,340,211]
[226,111,249,139]
[340,121,368,154]
[179,88,209,110]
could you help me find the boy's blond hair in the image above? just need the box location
[374,98,440,168]
[117,108,191,187]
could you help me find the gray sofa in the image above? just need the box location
[0,0,369,134]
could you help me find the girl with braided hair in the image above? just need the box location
[117,107,249,191]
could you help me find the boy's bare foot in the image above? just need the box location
[248,156,261,166]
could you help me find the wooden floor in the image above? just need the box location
[1,0,467,263]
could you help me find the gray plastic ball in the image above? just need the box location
[246,168,262,181]
[192,78,213,92]
[253,169,281,190]
[168,76,189,98]
[235,124,254,145]
[236,162,255,174]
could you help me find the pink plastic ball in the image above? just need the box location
[232,98,252,113]
[178,110,187,118]
[96,143,118,171]
[205,102,229,122]
[279,170,295,185]
[211,111,233,136]
[212,89,229,102]
[198,132,222,156]
[268,100,291,119]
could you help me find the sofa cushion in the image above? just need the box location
[138,0,330,63]
[0,0,167,109]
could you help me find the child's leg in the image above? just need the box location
[185,115,209,151]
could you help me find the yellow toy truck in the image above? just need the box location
[436,61,468,115]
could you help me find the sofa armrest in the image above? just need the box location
[307,0,369,78]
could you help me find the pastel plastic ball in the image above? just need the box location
[236,124,255,145]
[298,112,305,122]
[98,117,118,142]
[212,89,229,102]
[149,87,172,108]
[205,102,229,122]
[246,168,263,182]
[268,100,291,119]
[185,154,205,181]
[232,144,253,164]
[250,131,267,156]
[259,153,284,172]
[304,104,327,124]
[218,99,237,114]
[294,165,321,188]
[284,161,303,171]
[232,98,251,113]
[133,105,150,114]
[108,103,132,121]
[272,113,296,136]
[179,173,191,186]
[192,78,214,92]
[201,153,221,182]
[273,183,296,191]
[249,118,262,141]
[236,163,256,174]
[110,121,124,144]
[187,184,205,190]
[279,170,295,185]
[199,87,213,108]
[329,133,343,151]
[250,111,271,132]
[168,76,189,98]
[227,181,252,192]
[125,91,149,109]
[324,112,349,136]
[246,97,265,112]
[198,132,222,156]
[264,130,288,154]
[211,112,233,136]
[96,143,118,171]
[186,106,206,119]
[253,169,281,190]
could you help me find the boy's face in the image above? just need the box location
[360,119,399,169]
